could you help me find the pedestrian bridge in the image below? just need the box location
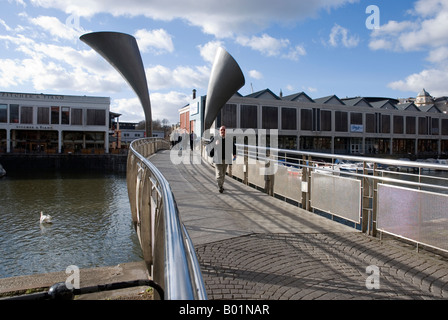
[127,138,448,300]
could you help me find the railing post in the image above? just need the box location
[243,145,249,185]
[362,162,378,236]
[361,161,370,234]
[301,155,311,211]
[307,155,312,211]
[371,163,378,237]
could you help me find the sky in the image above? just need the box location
[1,0,448,125]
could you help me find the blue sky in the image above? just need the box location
[1,0,447,124]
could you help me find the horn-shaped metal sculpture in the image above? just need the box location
[204,47,245,131]
[80,31,152,137]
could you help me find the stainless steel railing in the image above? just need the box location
[229,143,448,253]
[127,138,207,300]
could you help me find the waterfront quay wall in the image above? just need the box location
[0,153,128,173]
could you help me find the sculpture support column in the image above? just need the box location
[80,32,152,137]
[203,47,245,131]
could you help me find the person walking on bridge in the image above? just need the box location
[210,126,236,193]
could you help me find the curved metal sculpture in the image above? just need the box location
[80,31,152,137]
[204,47,245,131]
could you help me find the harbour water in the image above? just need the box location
[0,167,142,279]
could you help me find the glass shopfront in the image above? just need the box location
[10,130,58,153]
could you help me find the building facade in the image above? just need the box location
[0,91,111,154]
[181,88,448,158]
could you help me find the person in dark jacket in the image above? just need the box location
[211,126,236,193]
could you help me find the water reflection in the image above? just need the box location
[0,168,142,279]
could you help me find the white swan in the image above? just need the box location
[40,211,53,224]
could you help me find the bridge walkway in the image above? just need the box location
[151,150,448,300]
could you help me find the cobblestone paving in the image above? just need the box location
[196,232,448,300]
[151,151,448,300]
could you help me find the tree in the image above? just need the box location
[136,119,174,138]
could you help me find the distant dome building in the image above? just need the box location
[415,88,434,107]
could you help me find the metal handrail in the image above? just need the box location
[236,143,448,191]
[240,143,448,170]
[128,138,207,300]
[229,142,448,252]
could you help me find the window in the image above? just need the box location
[87,109,106,126]
[350,113,363,125]
[61,107,70,125]
[281,108,296,130]
[301,109,312,131]
[393,116,404,134]
[321,110,332,131]
[312,108,320,131]
[350,112,363,132]
[262,106,278,129]
[51,107,59,124]
[418,117,427,135]
[406,117,416,134]
[278,135,297,149]
[381,115,390,133]
[37,107,50,124]
[71,108,83,125]
[335,111,348,132]
[442,119,448,136]
[9,104,19,123]
[240,105,257,129]
[0,104,7,123]
[220,104,237,128]
[432,118,439,135]
[20,106,33,124]
[365,113,375,133]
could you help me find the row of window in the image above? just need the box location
[0,104,106,126]
[219,104,448,135]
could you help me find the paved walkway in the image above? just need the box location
[151,150,448,300]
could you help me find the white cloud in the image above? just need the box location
[2,0,371,124]
[369,1,448,52]
[0,19,12,31]
[328,24,359,48]
[249,70,263,80]
[368,21,416,51]
[146,64,210,91]
[0,4,217,124]
[29,15,87,41]
[112,91,190,123]
[235,33,305,60]
[28,0,359,38]
[111,97,144,122]
[427,46,448,63]
[197,40,224,64]
[0,58,29,87]
[282,45,306,60]
[304,86,318,93]
[236,34,290,57]
[150,91,191,123]
[369,0,448,95]
[388,67,448,97]
[413,0,448,18]
[0,21,208,95]
[0,33,125,92]
[134,28,174,54]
